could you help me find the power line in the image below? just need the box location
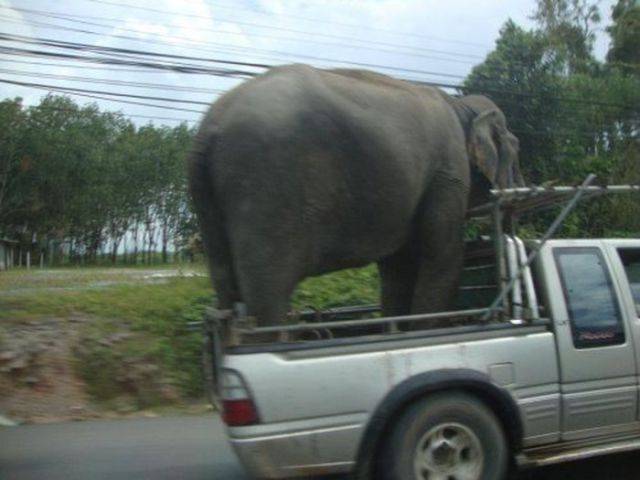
[0,68,228,94]
[28,103,197,124]
[0,77,212,105]
[190,0,490,49]
[0,14,273,68]
[13,6,632,91]
[0,57,174,74]
[0,77,209,113]
[1,33,637,112]
[80,0,486,60]
[1,13,473,77]
[4,76,630,140]
[9,6,565,81]
[0,32,269,71]
[6,62,633,125]
[10,6,485,62]
[0,45,254,77]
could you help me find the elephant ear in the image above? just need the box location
[469,109,523,188]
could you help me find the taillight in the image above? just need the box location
[223,399,259,426]
[221,370,259,426]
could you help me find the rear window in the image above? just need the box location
[617,248,640,317]
[554,247,625,349]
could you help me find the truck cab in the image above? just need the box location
[533,239,640,443]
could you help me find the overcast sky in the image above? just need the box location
[0,0,617,127]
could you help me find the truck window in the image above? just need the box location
[554,247,625,349]
[617,248,640,317]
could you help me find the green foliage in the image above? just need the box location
[74,326,169,407]
[0,98,27,226]
[291,265,380,310]
[531,0,601,73]
[607,0,640,71]
[0,94,196,266]
[466,2,640,239]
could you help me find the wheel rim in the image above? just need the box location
[413,422,484,480]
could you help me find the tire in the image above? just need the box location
[380,392,508,480]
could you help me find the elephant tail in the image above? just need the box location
[187,124,240,309]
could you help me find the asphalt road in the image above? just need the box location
[1,415,639,480]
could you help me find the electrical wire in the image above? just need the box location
[2,32,637,111]
[5,76,634,139]
[0,77,210,113]
[183,0,490,49]
[9,6,485,62]
[0,13,474,77]
[0,57,177,74]
[81,0,486,59]
[0,68,228,94]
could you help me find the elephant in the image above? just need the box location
[187,64,524,327]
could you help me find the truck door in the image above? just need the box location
[546,242,638,441]
[607,245,640,421]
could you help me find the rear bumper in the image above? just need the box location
[228,420,363,479]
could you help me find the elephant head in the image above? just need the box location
[455,95,525,190]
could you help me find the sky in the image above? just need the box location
[0,0,618,128]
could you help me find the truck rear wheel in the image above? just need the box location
[380,392,508,480]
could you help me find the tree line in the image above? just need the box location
[0,0,638,267]
[0,95,196,266]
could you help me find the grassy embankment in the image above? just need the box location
[0,265,379,410]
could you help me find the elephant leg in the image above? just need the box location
[238,270,296,327]
[198,218,241,311]
[377,242,419,317]
[411,177,468,325]
[232,236,302,327]
[188,168,240,311]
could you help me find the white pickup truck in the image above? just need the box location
[202,182,640,480]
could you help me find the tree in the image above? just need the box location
[0,98,26,230]
[607,0,640,72]
[531,0,601,74]
[0,94,197,266]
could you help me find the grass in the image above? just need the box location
[0,264,205,292]
[0,264,378,322]
[292,265,379,310]
[0,276,211,322]
[1,264,380,407]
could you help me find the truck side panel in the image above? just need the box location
[224,328,559,477]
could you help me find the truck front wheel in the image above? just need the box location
[380,392,508,480]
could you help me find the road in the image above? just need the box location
[1,415,639,480]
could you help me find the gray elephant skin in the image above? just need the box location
[188,64,524,326]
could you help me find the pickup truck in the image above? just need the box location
[204,182,640,480]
